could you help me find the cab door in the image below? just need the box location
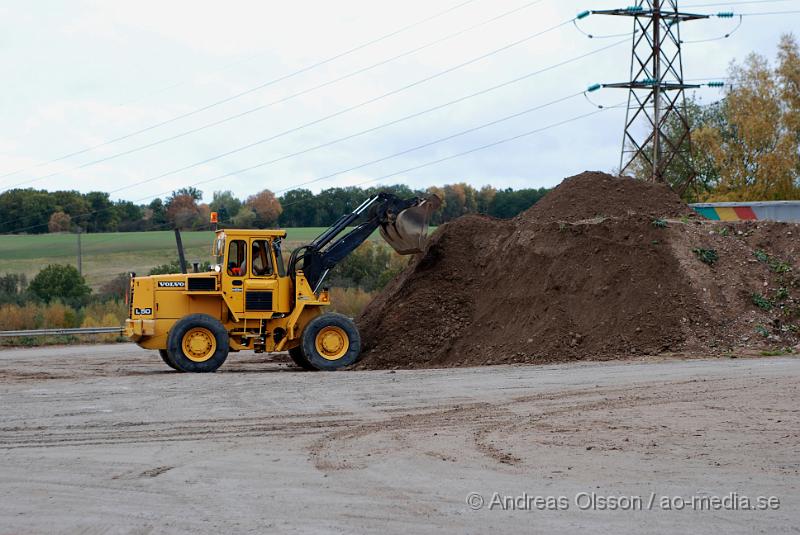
[222,238,247,315]
[243,238,278,316]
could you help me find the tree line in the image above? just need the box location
[0,182,549,234]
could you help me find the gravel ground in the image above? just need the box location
[0,344,798,534]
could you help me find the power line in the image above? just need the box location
[7,16,575,199]
[681,14,743,43]
[3,0,550,192]
[87,100,610,248]
[114,103,622,221]
[90,93,587,236]
[268,92,586,195]
[0,84,608,234]
[737,9,800,15]
[0,27,626,234]
[186,39,628,194]
[86,17,578,197]
[302,106,622,201]
[0,0,481,182]
[682,0,796,7]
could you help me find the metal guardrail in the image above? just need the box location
[0,326,124,338]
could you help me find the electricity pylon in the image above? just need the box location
[594,1,709,193]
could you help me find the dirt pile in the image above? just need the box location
[356,171,800,369]
[521,170,695,223]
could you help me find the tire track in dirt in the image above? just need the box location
[307,378,757,472]
[0,415,359,449]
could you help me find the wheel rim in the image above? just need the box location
[315,326,349,361]
[182,327,217,362]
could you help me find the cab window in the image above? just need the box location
[251,240,274,276]
[227,240,247,276]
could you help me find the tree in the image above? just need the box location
[232,206,257,227]
[246,189,282,227]
[147,198,167,227]
[84,191,118,232]
[0,273,28,305]
[488,187,549,219]
[171,187,202,201]
[777,33,800,136]
[694,34,800,201]
[278,189,316,227]
[209,191,242,224]
[166,194,201,229]
[440,183,477,223]
[630,97,724,201]
[114,200,144,231]
[477,185,496,214]
[0,189,57,234]
[29,264,91,305]
[52,190,89,221]
[98,272,131,301]
[48,211,71,232]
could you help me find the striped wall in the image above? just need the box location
[690,202,800,223]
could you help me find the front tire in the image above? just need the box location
[158,349,181,371]
[167,314,230,373]
[288,346,315,370]
[301,313,361,371]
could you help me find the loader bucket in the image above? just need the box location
[380,195,442,254]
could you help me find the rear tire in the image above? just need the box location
[158,349,181,371]
[301,313,361,371]
[288,346,316,371]
[167,314,229,373]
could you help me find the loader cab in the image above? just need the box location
[212,229,291,316]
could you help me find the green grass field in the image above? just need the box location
[0,228,376,290]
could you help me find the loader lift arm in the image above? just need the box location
[288,192,438,292]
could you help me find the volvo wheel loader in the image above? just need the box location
[124,193,440,372]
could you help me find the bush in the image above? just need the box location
[29,264,91,306]
[0,303,39,330]
[0,273,30,305]
[327,242,407,292]
[148,259,211,275]
[82,302,126,342]
[41,302,80,328]
[329,287,374,317]
[99,272,131,301]
[83,300,127,325]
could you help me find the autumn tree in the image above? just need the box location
[694,34,800,201]
[48,211,71,232]
[477,185,496,214]
[166,193,201,229]
[245,189,282,227]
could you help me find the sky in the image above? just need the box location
[1,0,799,206]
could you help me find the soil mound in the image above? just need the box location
[521,171,694,223]
[356,171,800,369]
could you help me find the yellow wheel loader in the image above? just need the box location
[125,193,440,372]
